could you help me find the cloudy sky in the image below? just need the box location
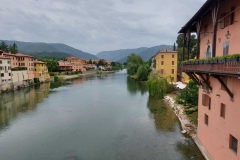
[0,0,206,54]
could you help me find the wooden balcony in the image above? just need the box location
[182,61,240,77]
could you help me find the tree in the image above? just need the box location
[136,64,151,81]
[38,58,60,72]
[176,34,197,54]
[89,59,92,64]
[176,80,198,107]
[9,43,18,54]
[97,60,104,67]
[0,41,9,52]
[126,53,144,76]
[173,42,176,51]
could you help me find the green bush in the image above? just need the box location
[136,64,151,81]
[54,75,59,81]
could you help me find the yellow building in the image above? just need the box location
[154,50,178,82]
[34,61,50,83]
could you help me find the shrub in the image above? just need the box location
[54,75,59,81]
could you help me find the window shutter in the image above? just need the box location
[202,94,206,106]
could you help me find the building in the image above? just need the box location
[34,60,50,83]
[153,50,178,82]
[179,0,240,159]
[0,56,12,91]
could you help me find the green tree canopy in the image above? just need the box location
[0,41,9,52]
[37,58,60,72]
[176,34,197,58]
[97,60,105,67]
[136,63,151,81]
[9,43,18,54]
[126,53,144,76]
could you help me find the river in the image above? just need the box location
[0,70,204,160]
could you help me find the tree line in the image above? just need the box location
[0,41,19,54]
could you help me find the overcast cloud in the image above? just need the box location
[0,0,206,54]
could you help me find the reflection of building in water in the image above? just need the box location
[0,83,50,128]
[147,97,177,132]
[35,83,50,102]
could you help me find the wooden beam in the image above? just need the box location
[197,73,212,90]
[211,1,219,57]
[182,33,186,61]
[187,31,191,60]
[196,20,201,60]
[192,73,201,85]
[212,75,233,99]
[186,72,200,85]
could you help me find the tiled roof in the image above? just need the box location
[15,53,34,57]
[34,60,46,64]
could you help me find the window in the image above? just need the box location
[223,42,229,55]
[220,13,226,29]
[172,54,175,58]
[161,69,164,74]
[230,135,238,153]
[0,60,2,64]
[204,114,209,126]
[1,73,4,77]
[172,61,174,65]
[221,77,227,91]
[161,55,164,59]
[220,103,226,118]
[171,77,174,81]
[161,61,164,65]
[204,24,208,37]
[8,66,10,70]
[7,61,10,64]
[8,73,11,76]
[202,94,211,108]
[230,7,235,25]
[171,69,174,74]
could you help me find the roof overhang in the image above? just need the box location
[178,0,217,33]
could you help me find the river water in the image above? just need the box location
[0,70,204,160]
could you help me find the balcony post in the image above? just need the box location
[187,30,191,60]
[196,20,201,59]
[212,2,219,57]
[182,33,186,61]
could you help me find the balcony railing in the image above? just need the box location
[182,61,240,76]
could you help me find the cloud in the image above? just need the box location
[0,0,206,54]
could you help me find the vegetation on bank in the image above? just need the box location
[0,40,18,54]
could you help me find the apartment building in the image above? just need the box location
[0,57,12,90]
[34,60,50,83]
[179,0,240,159]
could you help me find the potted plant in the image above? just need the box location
[226,54,240,62]
[218,55,227,63]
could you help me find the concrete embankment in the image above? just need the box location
[164,96,212,160]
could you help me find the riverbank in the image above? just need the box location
[164,95,211,160]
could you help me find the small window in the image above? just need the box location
[223,42,229,55]
[230,135,238,153]
[8,73,11,76]
[204,114,209,126]
[172,61,174,65]
[7,61,10,64]
[220,103,226,118]
[1,73,4,77]
[161,55,164,59]
[0,60,2,64]
[221,77,227,91]
[161,69,164,74]
[161,61,164,65]
[202,94,211,107]
[172,54,175,58]
[171,69,174,74]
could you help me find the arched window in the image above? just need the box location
[206,45,212,58]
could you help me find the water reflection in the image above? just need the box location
[126,77,148,95]
[147,96,177,132]
[0,83,50,129]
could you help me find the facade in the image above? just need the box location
[34,61,50,83]
[153,50,178,82]
[179,0,240,159]
[58,60,73,71]
[0,57,12,91]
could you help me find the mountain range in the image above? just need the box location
[1,40,173,62]
[2,40,99,59]
[96,45,173,63]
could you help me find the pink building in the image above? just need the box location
[0,52,34,82]
[179,0,240,160]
